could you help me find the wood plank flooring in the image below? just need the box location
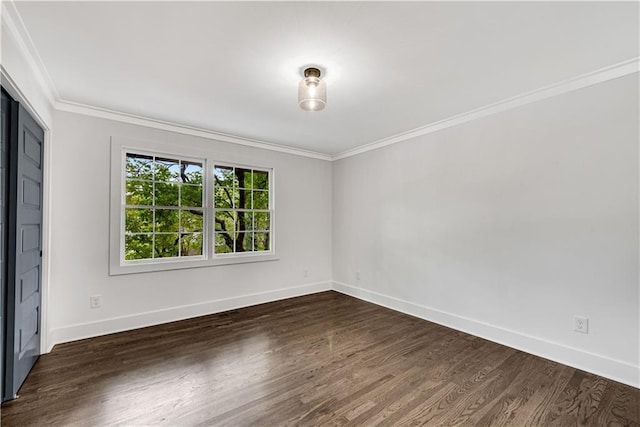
[1,291,638,426]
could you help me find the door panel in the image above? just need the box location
[20,266,39,302]
[23,130,41,166]
[4,104,44,399]
[19,307,38,353]
[22,178,41,208]
[22,226,40,252]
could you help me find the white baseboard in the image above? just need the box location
[332,281,639,389]
[48,281,331,352]
[46,279,638,389]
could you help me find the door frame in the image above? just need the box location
[1,87,17,402]
[0,70,52,358]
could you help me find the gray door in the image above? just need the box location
[4,104,44,399]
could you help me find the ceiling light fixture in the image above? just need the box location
[298,67,326,112]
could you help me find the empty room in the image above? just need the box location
[1,1,639,425]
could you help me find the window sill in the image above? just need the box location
[109,253,279,276]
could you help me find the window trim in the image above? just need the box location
[109,136,277,276]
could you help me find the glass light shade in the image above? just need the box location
[298,75,327,111]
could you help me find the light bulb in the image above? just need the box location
[298,67,326,111]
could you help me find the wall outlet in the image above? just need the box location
[90,295,102,309]
[574,316,588,334]
[303,269,308,278]
[356,271,361,281]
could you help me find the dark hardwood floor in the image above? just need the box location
[2,291,638,426]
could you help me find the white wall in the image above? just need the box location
[332,74,640,387]
[48,110,332,346]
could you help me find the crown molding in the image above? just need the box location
[1,0,59,106]
[56,100,333,161]
[332,57,640,161]
[4,1,331,161]
[62,57,638,164]
[5,0,638,163]
[3,1,331,161]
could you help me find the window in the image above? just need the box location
[124,152,204,262]
[110,138,276,275]
[213,165,271,254]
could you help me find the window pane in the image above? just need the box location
[181,184,203,207]
[181,210,203,232]
[121,151,212,265]
[180,233,203,256]
[155,234,179,258]
[255,212,270,231]
[232,231,253,252]
[214,166,236,188]
[155,157,180,182]
[236,168,252,188]
[240,231,255,252]
[255,232,270,251]
[253,190,269,209]
[214,186,234,208]
[215,210,235,232]
[125,208,153,233]
[181,161,202,185]
[155,182,179,206]
[126,180,153,206]
[125,234,153,260]
[237,211,253,231]
[236,187,251,209]
[155,209,179,232]
[215,232,233,253]
[211,165,271,256]
[126,153,153,180]
[253,170,269,190]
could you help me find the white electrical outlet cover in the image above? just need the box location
[90,295,101,309]
[574,316,589,334]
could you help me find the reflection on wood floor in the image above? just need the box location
[2,291,638,426]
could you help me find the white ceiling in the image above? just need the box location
[13,1,639,155]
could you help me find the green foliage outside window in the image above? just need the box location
[124,153,204,261]
[122,152,272,262]
[214,165,271,254]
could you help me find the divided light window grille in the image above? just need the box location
[120,150,273,266]
[213,165,271,254]
[124,152,204,261]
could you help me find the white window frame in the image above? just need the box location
[120,149,207,264]
[212,162,273,258]
[109,136,277,275]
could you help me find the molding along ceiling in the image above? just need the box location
[56,100,334,161]
[333,58,640,160]
[5,1,640,160]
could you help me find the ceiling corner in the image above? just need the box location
[2,0,60,106]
